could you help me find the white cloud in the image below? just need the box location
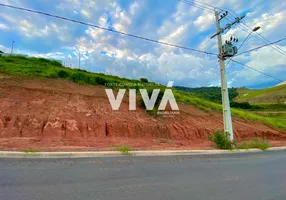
[160,25,187,43]
[80,9,91,18]
[247,45,286,71]
[0,44,10,52]
[129,2,140,16]
[0,0,285,88]
[194,13,214,31]
[0,23,9,30]
[228,44,286,87]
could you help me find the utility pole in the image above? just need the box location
[11,40,15,54]
[210,11,245,141]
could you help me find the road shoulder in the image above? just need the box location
[0,147,286,158]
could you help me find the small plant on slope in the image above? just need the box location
[208,130,235,150]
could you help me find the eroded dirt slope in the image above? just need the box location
[0,75,286,150]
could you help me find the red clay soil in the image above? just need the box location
[0,74,286,151]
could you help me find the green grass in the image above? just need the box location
[250,103,286,111]
[254,112,286,119]
[0,55,157,89]
[115,145,132,156]
[1,55,286,131]
[176,90,286,130]
[237,139,269,151]
[23,148,39,153]
[208,131,270,151]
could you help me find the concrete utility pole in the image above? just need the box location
[210,11,245,141]
[11,40,15,54]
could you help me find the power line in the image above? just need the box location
[178,0,214,13]
[0,3,217,56]
[231,60,284,82]
[235,37,286,56]
[224,13,286,56]
[225,18,286,57]
[192,0,286,56]
[238,20,286,55]
[238,22,286,56]
[177,0,285,82]
[225,30,254,68]
[180,1,284,82]
[184,0,223,11]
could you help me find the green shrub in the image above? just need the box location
[237,139,269,151]
[44,70,58,78]
[139,89,164,116]
[13,55,28,60]
[50,60,62,67]
[38,58,51,62]
[230,101,261,109]
[208,130,234,150]
[140,78,149,83]
[139,89,164,109]
[75,68,88,73]
[5,58,14,63]
[94,76,107,85]
[115,145,132,156]
[57,70,69,78]
[230,101,252,109]
[70,72,87,83]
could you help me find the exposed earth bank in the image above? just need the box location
[1,75,286,151]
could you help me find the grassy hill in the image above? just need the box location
[235,85,286,119]
[236,85,286,104]
[0,54,286,131]
[174,86,238,103]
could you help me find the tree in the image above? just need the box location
[139,78,148,83]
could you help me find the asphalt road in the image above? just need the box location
[1,150,286,200]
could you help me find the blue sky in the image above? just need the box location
[0,0,285,88]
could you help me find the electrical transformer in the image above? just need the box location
[221,43,238,59]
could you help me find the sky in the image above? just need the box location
[0,0,285,89]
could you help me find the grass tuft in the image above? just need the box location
[115,145,132,156]
[23,148,39,153]
[237,139,269,151]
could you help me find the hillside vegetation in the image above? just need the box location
[175,86,258,110]
[174,86,238,103]
[0,55,145,88]
[0,54,286,131]
[235,85,286,120]
[236,85,286,104]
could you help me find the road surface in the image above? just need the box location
[1,150,286,200]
